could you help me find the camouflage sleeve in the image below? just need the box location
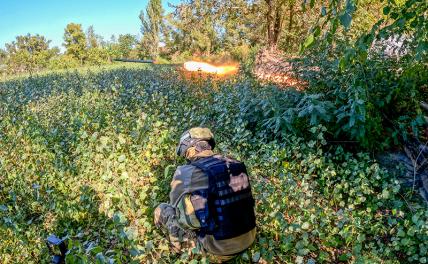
[169,165,195,207]
[176,193,202,230]
[169,165,207,230]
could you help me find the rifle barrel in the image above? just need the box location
[113,58,154,63]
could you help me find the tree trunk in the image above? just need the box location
[266,0,275,47]
[265,0,284,49]
[285,3,294,50]
[272,5,282,46]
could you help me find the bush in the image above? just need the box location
[86,48,110,66]
[291,0,428,149]
[48,54,81,70]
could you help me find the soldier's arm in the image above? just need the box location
[169,165,205,231]
[169,165,196,207]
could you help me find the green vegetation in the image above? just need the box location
[0,0,427,263]
[1,65,427,263]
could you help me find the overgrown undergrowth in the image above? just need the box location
[1,66,427,263]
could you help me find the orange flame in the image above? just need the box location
[183,61,238,75]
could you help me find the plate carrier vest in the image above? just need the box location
[190,156,256,240]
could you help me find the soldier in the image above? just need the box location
[154,127,256,263]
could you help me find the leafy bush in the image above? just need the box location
[48,55,81,70]
[0,66,427,263]
[291,0,428,149]
[86,48,110,66]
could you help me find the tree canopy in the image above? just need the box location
[3,34,58,74]
[139,0,164,59]
[63,23,87,64]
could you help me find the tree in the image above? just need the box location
[0,49,6,64]
[158,0,386,57]
[163,0,219,57]
[0,49,7,75]
[4,34,58,74]
[164,0,291,53]
[262,0,295,48]
[117,34,138,58]
[63,23,87,64]
[86,25,104,48]
[139,0,164,59]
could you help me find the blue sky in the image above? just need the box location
[0,0,181,50]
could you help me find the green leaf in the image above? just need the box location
[339,253,351,261]
[383,6,391,15]
[339,57,346,71]
[321,6,327,16]
[314,26,321,37]
[124,227,138,241]
[318,251,330,261]
[339,13,352,30]
[164,164,176,179]
[303,34,315,49]
[302,222,310,230]
[113,211,127,225]
[118,154,126,163]
[95,252,106,262]
[252,251,261,263]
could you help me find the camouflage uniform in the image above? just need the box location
[154,149,256,263]
[154,203,199,253]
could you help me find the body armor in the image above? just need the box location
[190,156,256,240]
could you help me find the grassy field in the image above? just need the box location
[1,65,427,263]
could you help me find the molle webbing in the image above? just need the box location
[191,156,256,240]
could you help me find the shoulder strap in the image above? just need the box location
[191,156,225,192]
[192,156,223,168]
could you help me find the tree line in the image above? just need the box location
[0,0,395,75]
[0,24,139,75]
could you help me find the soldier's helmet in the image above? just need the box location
[176,127,215,157]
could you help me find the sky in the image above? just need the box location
[0,0,181,50]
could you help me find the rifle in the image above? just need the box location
[113,58,154,63]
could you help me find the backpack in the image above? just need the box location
[190,156,256,240]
